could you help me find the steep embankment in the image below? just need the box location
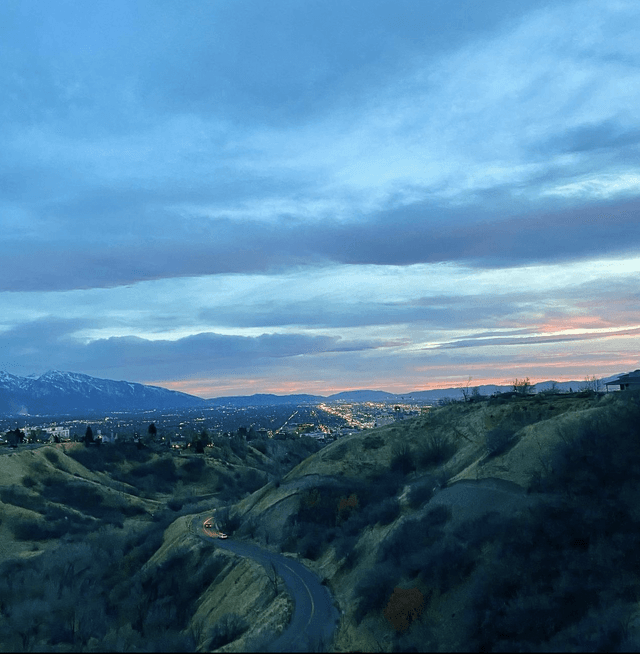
[0,444,301,651]
[142,516,295,652]
[190,514,339,652]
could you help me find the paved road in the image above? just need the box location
[192,516,339,652]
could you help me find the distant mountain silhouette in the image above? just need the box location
[205,380,601,405]
[0,370,606,416]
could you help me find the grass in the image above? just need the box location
[3,391,639,652]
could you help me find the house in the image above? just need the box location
[46,425,70,442]
[605,370,640,391]
[101,431,117,444]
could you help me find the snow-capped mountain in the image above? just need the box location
[0,370,205,415]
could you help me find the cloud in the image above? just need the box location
[537,120,640,156]
[2,193,640,293]
[0,318,91,375]
[427,326,640,351]
[0,319,392,382]
[1,0,639,294]
[1,0,640,393]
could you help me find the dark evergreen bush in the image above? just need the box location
[67,446,107,471]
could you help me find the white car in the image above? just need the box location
[218,533,228,539]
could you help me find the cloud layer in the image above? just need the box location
[1,0,639,394]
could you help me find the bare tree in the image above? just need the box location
[512,377,534,395]
[547,381,560,394]
[461,376,472,402]
[582,375,601,392]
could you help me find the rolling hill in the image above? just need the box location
[2,386,639,651]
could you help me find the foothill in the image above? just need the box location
[0,370,639,651]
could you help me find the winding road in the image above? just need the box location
[192,516,339,652]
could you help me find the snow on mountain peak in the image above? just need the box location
[0,369,205,414]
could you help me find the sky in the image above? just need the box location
[1,0,639,398]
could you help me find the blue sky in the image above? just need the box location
[1,0,639,397]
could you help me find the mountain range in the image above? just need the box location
[0,370,204,415]
[0,369,620,416]
[207,380,613,406]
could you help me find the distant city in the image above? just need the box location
[0,400,425,449]
[0,368,626,451]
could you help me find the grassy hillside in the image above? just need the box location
[218,390,640,651]
[0,437,316,651]
[2,390,640,651]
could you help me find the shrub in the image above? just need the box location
[1,487,46,513]
[390,442,415,475]
[11,517,68,541]
[418,434,457,468]
[22,475,36,488]
[363,435,385,450]
[354,564,398,623]
[123,456,178,493]
[119,502,147,517]
[419,539,477,592]
[333,533,358,565]
[296,485,348,528]
[368,470,404,501]
[237,469,267,495]
[179,457,206,480]
[363,497,401,527]
[383,586,426,633]
[423,504,452,528]
[229,438,249,458]
[44,478,104,512]
[67,447,107,471]
[380,516,446,566]
[325,442,348,461]
[485,426,515,458]
[207,613,248,650]
[252,439,268,455]
[224,511,242,535]
[167,498,184,511]
[453,511,505,551]
[43,449,60,465]
[298,528,326,560]
[407,477,436,509]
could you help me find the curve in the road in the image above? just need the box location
[192,516,339,652]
